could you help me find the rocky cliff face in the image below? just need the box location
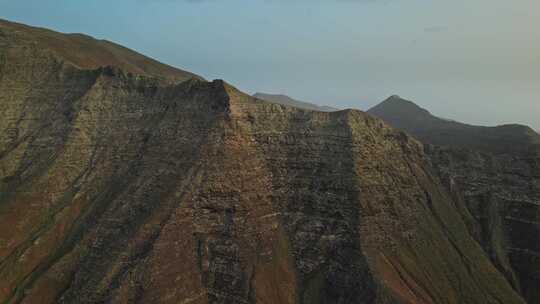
[427,147,540,304]
[0,20,526,304]
[369,96,540,304]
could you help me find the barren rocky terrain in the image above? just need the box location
[369,96,540,304]
[0,19,533,304]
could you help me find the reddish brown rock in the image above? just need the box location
[0,19,526,304]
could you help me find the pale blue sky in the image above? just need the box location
[1,0,539,129]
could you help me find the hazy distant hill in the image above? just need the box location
[368,95,540,155]
[253,92,338,112]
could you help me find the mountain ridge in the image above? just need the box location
[0,19,529,304]
[0,18,202,83]
[368,95,540,155]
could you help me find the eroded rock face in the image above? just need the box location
[368,96,540,303]
[0,19,526,303]
[427,146,540,304]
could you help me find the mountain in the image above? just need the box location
[253,92,338,112]
[368,95,540,155]
[0,18,202,83]
[369,95,540,303]
[0,20,527,304]
[427,145,540,304]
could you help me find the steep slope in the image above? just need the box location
[0,20,526,303]
[368,95,540,155]
[0,19,202,83]
[368,96,540,303]
[427,147,540,304]
[253,92,338,112]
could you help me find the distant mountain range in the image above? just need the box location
[368,95,540,155]
[253,92,338,112]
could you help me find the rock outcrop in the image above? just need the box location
[369,96,540,304]
[0,19,526,303]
